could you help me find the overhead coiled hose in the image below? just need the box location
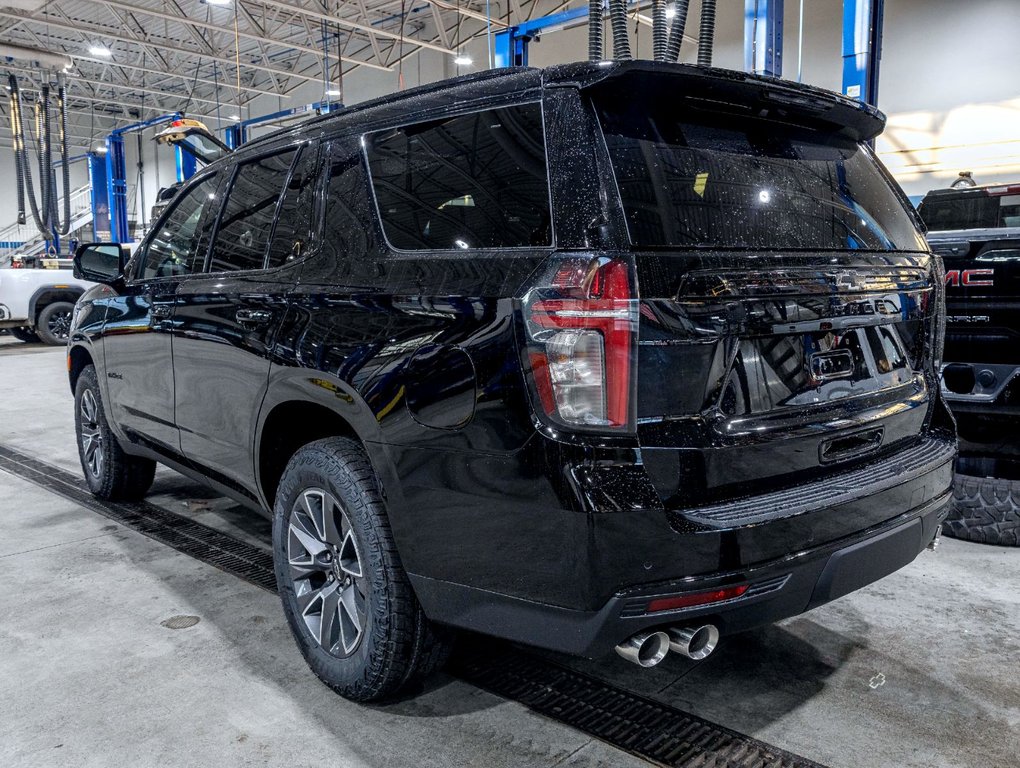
[7,75,26,227]
[609,0,631,60]
[55,78,71,236]
[39,84,54,234]
[651,0,668,62]
[697,0,717,67]
[665,0,691,62]
[16,87,47,233]
[588,0,603,61]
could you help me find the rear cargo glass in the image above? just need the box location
[919,191,1020,231]
[594,97,925,251]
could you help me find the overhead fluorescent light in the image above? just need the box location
[453,55,472,66]
[88,45,111,57]
[326,89,341,97]
[227,114,241,121]
[206,0,232,5]
[94,144,107,153]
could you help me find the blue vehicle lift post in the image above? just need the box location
[842,0,884,106]
[105,112,182,243]
[493,7,593,68]
[744,0,784,77]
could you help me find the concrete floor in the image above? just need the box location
[1,336,1018,768]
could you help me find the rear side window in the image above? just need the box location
[209,149,297,273]
[919,191,1020,231]
[267,146,320,267]
[365,103,551,250]
[141,173,220,279]
[594,93,926,251]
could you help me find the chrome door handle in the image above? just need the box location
[236,308,272,326]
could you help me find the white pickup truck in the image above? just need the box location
[0,259,95,345]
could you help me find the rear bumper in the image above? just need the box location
[411,437,954,658]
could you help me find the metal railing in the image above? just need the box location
[0,184,94,265]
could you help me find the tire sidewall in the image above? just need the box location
[74,366,116,496]
[273,444,394,695]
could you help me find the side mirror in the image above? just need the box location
[74,243,127,285]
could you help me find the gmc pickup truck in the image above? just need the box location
[920,182,1020,546]
[0,259,94,345]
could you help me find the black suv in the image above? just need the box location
[69,62,955,701]
[921,183,1020,545]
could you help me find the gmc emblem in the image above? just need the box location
[945,269,994,287]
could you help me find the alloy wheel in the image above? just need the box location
[79,389,104,479]
[47,309,72,340]
[287,488,368,657]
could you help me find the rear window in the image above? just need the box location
[365,103,551,250]
[595,95,926,251]
[919,191,1020,231]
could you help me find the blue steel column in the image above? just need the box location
[842,0,884,106]
[175,146,197,183]
[744,0,784,77]
[87,152,110,241]
[105,134,129,243]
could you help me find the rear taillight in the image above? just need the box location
[523,257,637,430]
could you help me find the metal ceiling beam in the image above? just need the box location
[0,9,393,78]
[71,55,287,99]
[255,0,456,55]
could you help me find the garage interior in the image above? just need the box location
[1,1,1019,767]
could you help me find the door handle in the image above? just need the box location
[236,308,272,326]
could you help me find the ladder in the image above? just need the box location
[0,184,94,265]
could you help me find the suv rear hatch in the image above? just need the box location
[589,71,941,507]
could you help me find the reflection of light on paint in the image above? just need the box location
[758,189,771,204]
[454,239,469,249]
[877,97,1020,193]
[693,172,708,197]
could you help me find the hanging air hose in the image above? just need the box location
[588,0,603,61]
[651,0,667,62]
[697,0,717,67]
[6,73,72,238]
[665,0,691,62]
[609,0,631,60]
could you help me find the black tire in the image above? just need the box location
[944,473,1020,546]
[74,365,156,501]
[10,327,39,343]
[36,301,76,345]
[273,437,452,702]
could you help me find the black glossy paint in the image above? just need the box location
[69,61,955,657]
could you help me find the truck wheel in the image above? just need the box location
[74,365,156,501]
[944,473,1020,547]
[10,327,39,343]
[36,301,76,345]
[273,437,452,702]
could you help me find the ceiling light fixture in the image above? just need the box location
[326,89,341,97]
[94,144,107,154]
[228,114,241,121]
[454,55,472,66]
[88,45,111,57]
[206,0,232,6]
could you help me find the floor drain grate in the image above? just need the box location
[161,615,200,630]
[2,443,829,768]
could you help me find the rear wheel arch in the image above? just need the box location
[257,400,367,510]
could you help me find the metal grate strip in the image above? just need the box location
[2,443,830,768]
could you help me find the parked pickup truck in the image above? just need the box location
[920,182,1020,545]
[0,258,94,345]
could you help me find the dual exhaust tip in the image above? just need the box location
[615,624,719,667]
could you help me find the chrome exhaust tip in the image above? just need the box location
[667,625,719,660]
[927,524,943,552]
[614,630,670,667]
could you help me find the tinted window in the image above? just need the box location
[919,191,1020,231]
[366,103,551,250]
[266,146,319,267]
[209,150,296,273]
[595,95,926,251]
[141,173,220,279]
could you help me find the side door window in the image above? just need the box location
[208,149,297,274]
[364,103,551,251]
[139,173,221,280]
[267,145,321,268]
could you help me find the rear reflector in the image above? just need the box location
[646,585,749,613]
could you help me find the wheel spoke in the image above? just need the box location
[338,530,363,578]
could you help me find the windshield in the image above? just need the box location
[594,96,926,251]
[919,190,1020,231]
